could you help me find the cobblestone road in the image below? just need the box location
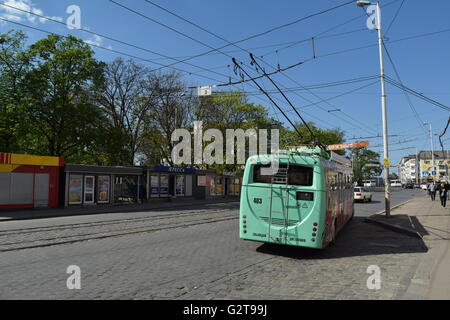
[0,192,428,299]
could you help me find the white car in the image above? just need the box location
[420,184,428,190]
[390,180,402,187]
[363,181,376,187]
[354,187,372,202]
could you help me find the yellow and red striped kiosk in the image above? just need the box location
[0,153,64,209]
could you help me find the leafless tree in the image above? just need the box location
[95,58,156,165]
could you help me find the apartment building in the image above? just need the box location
[399,150,450,183]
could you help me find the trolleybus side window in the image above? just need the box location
[253,164,313,186]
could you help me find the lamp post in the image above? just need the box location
[356,1,391,216]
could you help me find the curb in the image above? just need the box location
[402,253,436,299]
[364,216,422,239]
[364,199,423,239]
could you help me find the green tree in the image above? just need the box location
[351,148,382,182]
[22,34,105,161]
[0,30,30,153]
[194,90,281,171]
[280,122,346,155]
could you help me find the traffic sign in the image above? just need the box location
[364,163,380,167]
[422,171,429,177]
[432,171,436,176]
[383,158,390,167]
[197,86,212,96]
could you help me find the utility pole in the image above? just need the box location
[356,1,390,217]
[425,122,435,182]
[415,148,419,185]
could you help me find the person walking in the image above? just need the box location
[430,182,437,201]
[438,182,448,208]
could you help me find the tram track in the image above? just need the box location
[0,207,236,235]
[0,209,239,252]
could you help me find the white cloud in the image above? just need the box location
[0,0,64,25]
[84,34,103,47]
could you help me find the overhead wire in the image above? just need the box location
[120,0,381,136]
[118,0,355,72]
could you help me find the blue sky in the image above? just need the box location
[1,0,449,170]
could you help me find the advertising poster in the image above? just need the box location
[69,175,83,204]
[160,175,169,197]
[151,175,159,197]
[176,176,185,196]
[98,176,110,203]
[197,175,207,187]
[215,177,222,195]
[209,176,215,196]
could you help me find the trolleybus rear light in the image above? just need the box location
[313,223,318,226]
[311,238,315,242]
[312,233,316,237]
[243,230,247,234]
[313,228,317,232]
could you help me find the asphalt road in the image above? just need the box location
[0,189,428,300]
[354,188,424,217]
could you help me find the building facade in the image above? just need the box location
[399,151,450,183]
[398,155,417,184]
[0,153,64,209]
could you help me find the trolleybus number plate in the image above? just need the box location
[253,197,262,204]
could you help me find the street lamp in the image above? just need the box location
[356,1,391,217]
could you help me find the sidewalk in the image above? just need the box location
[0,197,240,222]
[366,195,450,299]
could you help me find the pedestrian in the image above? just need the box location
[438,182,448,208]
[430,182,437,201]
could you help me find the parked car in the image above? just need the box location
[354,187,372,202]
[390,180,402,187]
[363,180,376,187]
[404,182,414,189]
[420,184,429,190]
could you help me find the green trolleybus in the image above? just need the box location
[239,146,354,249]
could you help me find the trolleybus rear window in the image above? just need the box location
[253,164,313,186]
